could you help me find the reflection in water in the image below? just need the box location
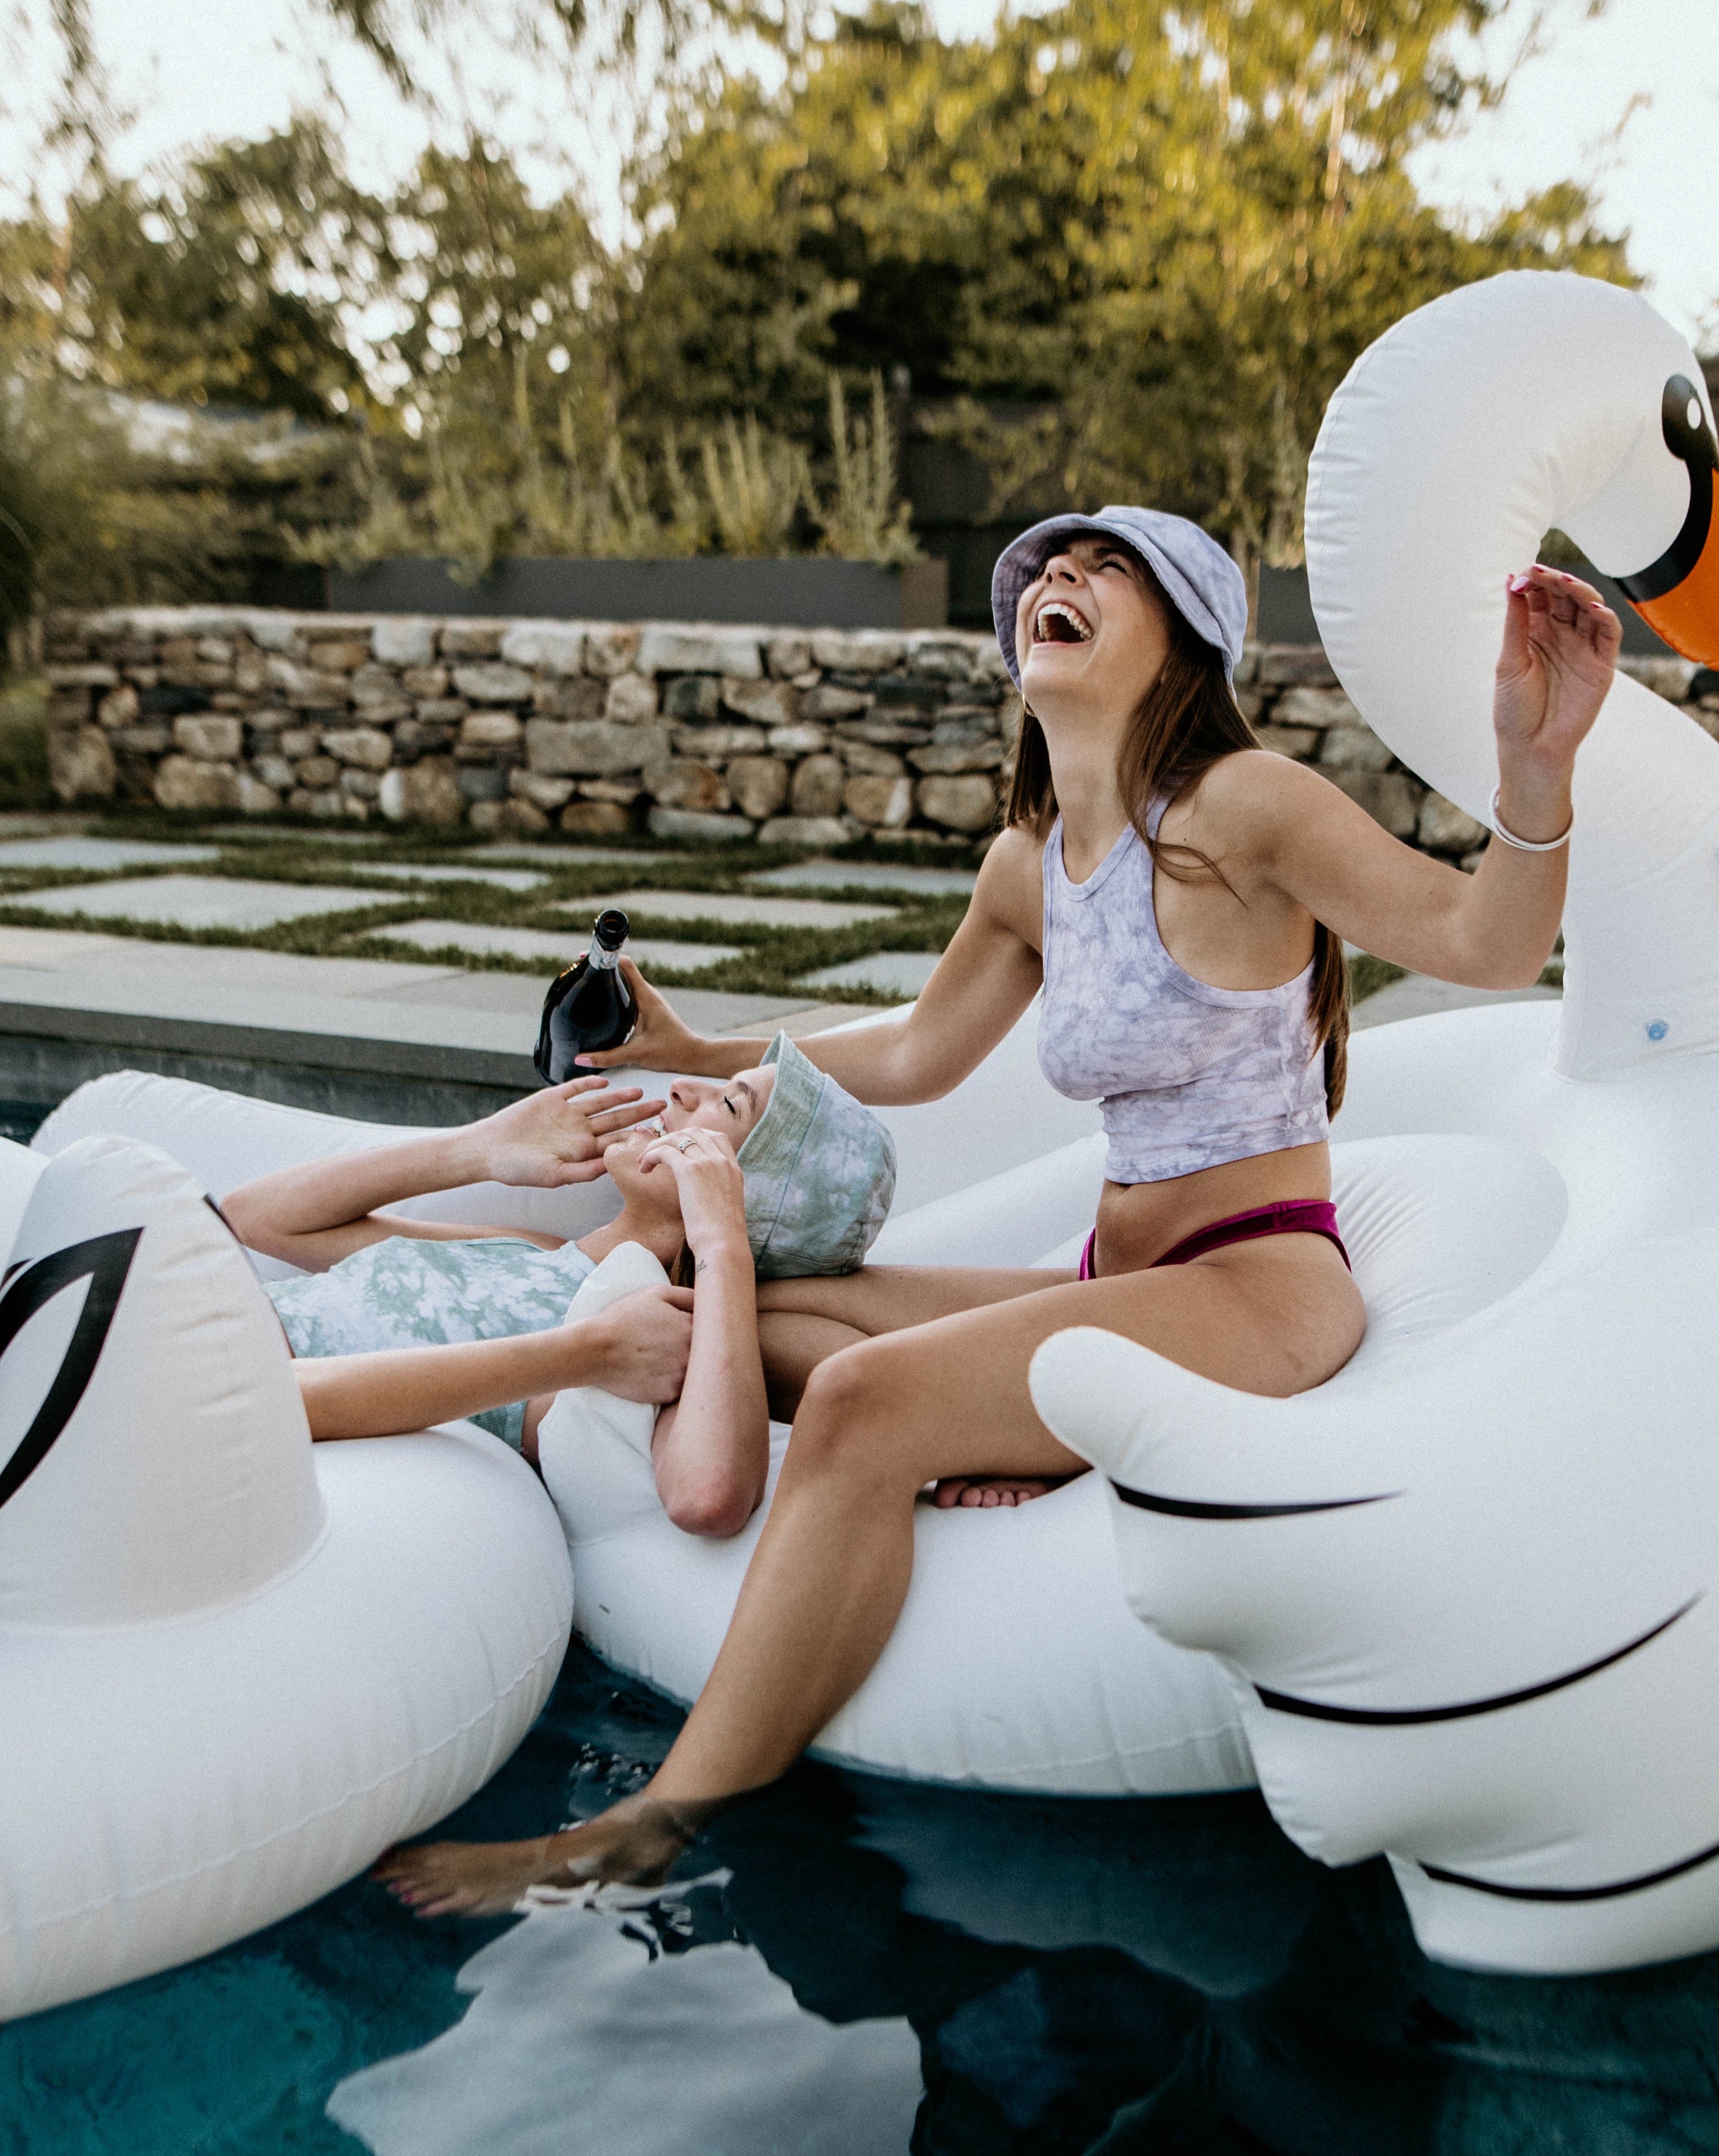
[8,1645,1719,2154]
[329,1880,922,2155]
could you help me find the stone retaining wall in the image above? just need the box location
[40,607,1711,855]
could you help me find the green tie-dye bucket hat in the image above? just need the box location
[737,1033,896,1278]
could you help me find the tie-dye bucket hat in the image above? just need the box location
[737,1034,896,1278]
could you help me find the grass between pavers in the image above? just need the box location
[0,819,985,1005]
[0,683,52,812]
[0,811,1458,1011]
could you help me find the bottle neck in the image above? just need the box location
[587,937,621,971]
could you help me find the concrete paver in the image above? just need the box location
[10,876,394,931]
[795,952,942,998]
[0,837,220,870]
[752,860,976,898]
[0,930,458,999]
[469,845,691,868]
[371,920,743,973]
[0,921,831,1111]
[562,889,896,930]
[344,863,547,892]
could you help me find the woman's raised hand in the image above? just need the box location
[1494,564,1621,823]
[637,1125,751,1262]
[477,1076,666,1188]
[574,960,706,1074]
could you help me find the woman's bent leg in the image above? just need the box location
[756,1264,1076,1421]
[379,1239,1361,1912]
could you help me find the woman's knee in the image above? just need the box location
[789,1338,929,1489]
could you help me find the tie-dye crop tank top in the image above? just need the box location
[1036,799,1328,1185]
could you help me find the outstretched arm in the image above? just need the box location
[1248,565,1620,988]
[296,1281,694,1439]
[574,829,1048,1106]
[223,1077,663,1271]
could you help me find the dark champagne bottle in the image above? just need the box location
[534,909,637,1082]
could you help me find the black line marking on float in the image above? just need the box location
[0,1227,142,1512]
[1110,1481,1400,1520]
[1422,1833,1719,1904]
[1618,374,1719,603]
[1255,1597,1700,1726]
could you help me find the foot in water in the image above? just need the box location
[930,1475,1066,1509]
[374,1796,702,1917]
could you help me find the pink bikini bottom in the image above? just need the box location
[1077,1198,1350,1281]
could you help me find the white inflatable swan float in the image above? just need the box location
[10,268,1708,2011]
[0,1131,572,2022]
[1031,270,1719,1976]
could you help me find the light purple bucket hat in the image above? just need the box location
[991,507,1249,688]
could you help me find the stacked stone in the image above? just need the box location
[39,605,1712,858]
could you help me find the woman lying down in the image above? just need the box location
[221,1034,896,1541]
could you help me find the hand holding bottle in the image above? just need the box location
[573,959,712,1074]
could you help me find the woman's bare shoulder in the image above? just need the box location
[972,823,1046,936]
[975,822,1045,895]
[1193,748,1355,837]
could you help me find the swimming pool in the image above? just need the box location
[7,1634,1719,2155]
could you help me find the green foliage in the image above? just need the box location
[294,361,915,571]
[0,373,350,619]
[625,0,1635,579]
[0,694,52,810]
[62,123,385,421]
[817,374,918,566]
[1,0,1637,606]
[700,414,809,555]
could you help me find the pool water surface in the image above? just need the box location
[8,1642,1719,2155]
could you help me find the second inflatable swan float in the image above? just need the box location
[1032,270,1719,1976]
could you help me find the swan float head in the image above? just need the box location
[1307,268,1719,1081]
[1031,272,1719,1977]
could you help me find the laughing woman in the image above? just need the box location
[379,506,1620,1911]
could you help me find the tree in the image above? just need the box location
[1052,0,1634,575]
[619,2,1104,425]
[60,121,387,421]
[625,0,1634,582]
[378,139,609,468]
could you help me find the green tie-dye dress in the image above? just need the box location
[267,1235,597,1450]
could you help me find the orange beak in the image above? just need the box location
[1618,375,1719,666]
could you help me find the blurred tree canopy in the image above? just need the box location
[0,0,1634,611]
[623,0,1633,569]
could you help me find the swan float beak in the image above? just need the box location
[1616,374,1719,664]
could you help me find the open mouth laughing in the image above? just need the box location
[1032,599,1093,645]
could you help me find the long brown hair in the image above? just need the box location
[1006,580,1348,1115]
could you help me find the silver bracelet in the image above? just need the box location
[1490,786,1573,853]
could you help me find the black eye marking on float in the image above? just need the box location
[0,1228,142,1513]
[1255,1594,1699,1725]
[1421,1831,1719,1904]
[1110,1481,1400,1520]
[1617,374,1719,604]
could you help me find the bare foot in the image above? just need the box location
[375,1797,702,1917]
[931,1475,1068,1509]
